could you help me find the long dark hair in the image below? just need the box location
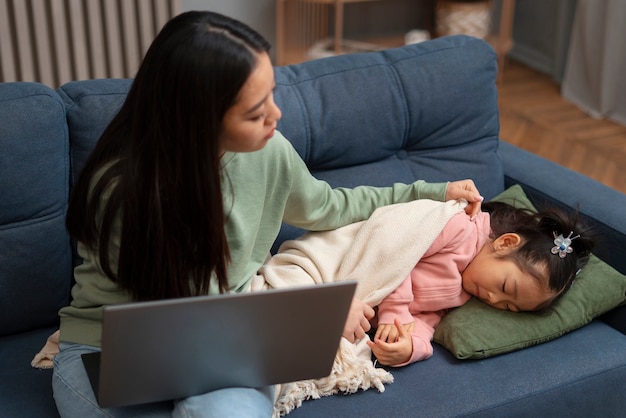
[483,202,595,304]
[66,11,271,300]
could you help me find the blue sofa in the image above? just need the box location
[1,35,625,417]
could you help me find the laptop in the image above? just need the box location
[81,281,357,408]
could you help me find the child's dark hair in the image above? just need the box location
[482,202,595,304]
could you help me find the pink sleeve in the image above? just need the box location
[376,274,414,325]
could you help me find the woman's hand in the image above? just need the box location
[367,318,414,366]
[445,179,484,217]
[342,297,375,342]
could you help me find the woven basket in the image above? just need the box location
[436,0,493,39]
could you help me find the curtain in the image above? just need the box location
[561,0,626,126]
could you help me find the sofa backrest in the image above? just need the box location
[0,83,72,335]
[274,35,502,195]
[60,35,501,190]
[58,35,502,245]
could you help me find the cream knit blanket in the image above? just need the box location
[250,199,466,416]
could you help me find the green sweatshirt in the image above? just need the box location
[59,131,447,346]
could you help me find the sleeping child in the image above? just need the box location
[367,201,595,367]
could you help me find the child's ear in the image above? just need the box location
[493,233,523,255]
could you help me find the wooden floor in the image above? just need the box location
[498,59,626,195]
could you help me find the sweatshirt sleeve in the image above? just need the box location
[376,274,415,325]
[278,133,448,231]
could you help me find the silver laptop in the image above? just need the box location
[81,281,357,408]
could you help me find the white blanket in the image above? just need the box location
[250,199,466,416]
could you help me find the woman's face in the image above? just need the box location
[219,52,282,154]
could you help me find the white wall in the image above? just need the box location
[171,1,580,83]
[181,0,428,62]
[182,0,276,49]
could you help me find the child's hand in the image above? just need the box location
[373,320,414,343]
[367,318,413,366]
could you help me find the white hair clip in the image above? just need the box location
[551,231,580,258]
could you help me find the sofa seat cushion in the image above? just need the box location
[289,321,626,417]
[0,326,60,418]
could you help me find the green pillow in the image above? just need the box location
[433,185,626,359]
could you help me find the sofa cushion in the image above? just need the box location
[433,185,626,359]
[57,79,133,185]
[274,35,503,197]
[0,82,72,335]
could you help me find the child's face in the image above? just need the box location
[461,233,556,312]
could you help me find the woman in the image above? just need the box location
[53,10,483,417]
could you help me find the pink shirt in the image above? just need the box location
[375,211,491,366]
